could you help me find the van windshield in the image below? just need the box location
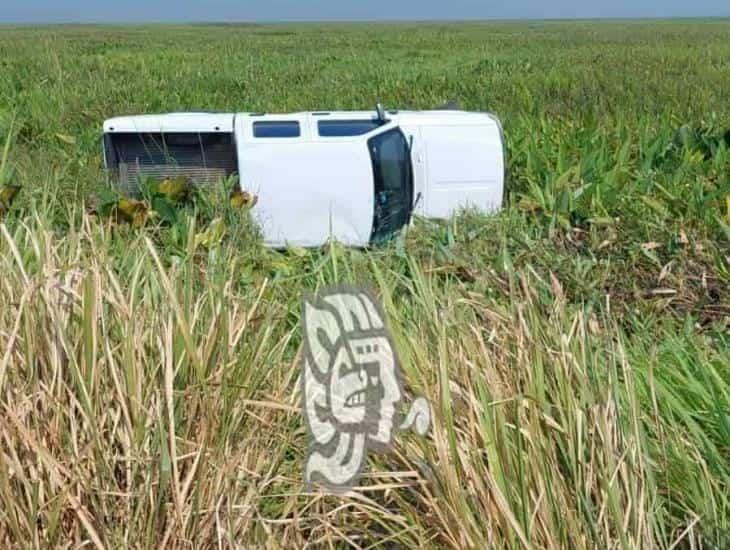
[368,128,414,243]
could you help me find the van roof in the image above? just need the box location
[103,110,499,136]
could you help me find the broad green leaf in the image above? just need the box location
[194,217,227,249]
[152,196,178,225]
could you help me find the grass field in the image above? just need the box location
[0,20,729,548]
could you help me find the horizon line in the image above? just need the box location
[2,15,730,26]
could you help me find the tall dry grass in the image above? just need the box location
[1,211,727,548]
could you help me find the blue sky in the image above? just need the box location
[1,0,728,23]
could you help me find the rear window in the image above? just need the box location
[318,119,382,137]
[253,121,301,138]
[104,132,238,193]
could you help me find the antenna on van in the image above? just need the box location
[375,103,388,123]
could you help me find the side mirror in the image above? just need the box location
[376,103,388,123]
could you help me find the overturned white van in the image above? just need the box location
[103,106,505,248]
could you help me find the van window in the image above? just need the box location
[318,119,382,137]
[253,121,301,138]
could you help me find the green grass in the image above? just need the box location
[0,20,729,548]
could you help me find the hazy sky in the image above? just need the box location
[1,0,728,23]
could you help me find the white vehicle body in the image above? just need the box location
[103,108,505,247]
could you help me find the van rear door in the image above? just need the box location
[103,113,237,193]
[419,121,504,218]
